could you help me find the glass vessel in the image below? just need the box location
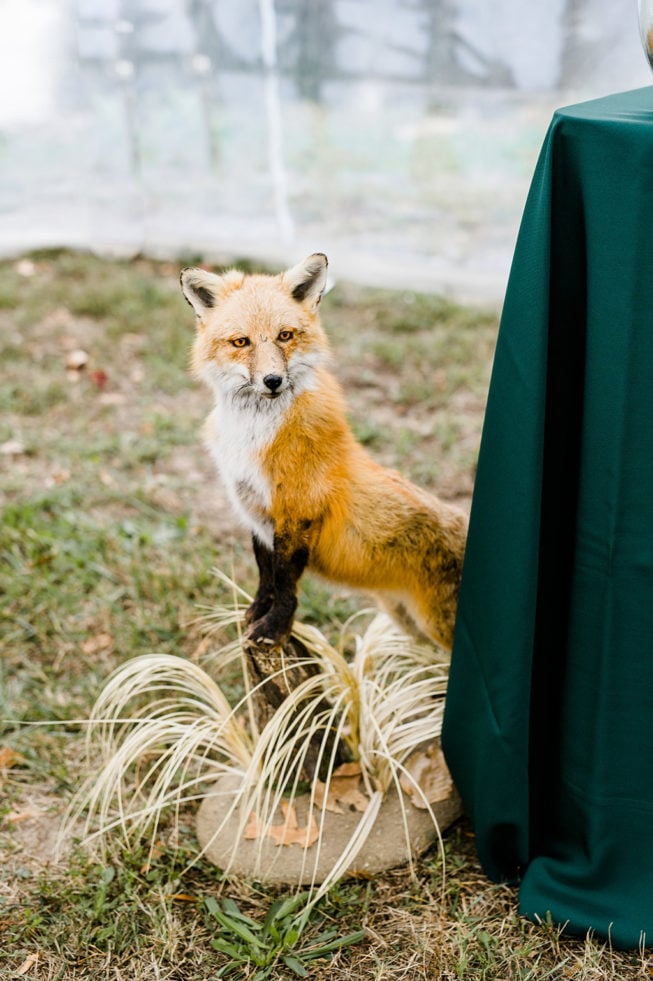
[638,0,653,70]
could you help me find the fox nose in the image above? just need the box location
[263,374,283,393]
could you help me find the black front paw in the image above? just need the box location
[246,610,292,646]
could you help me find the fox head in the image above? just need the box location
[181,254,330,408]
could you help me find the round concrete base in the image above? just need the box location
[196,772,463,886]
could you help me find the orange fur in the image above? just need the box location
[261,369,468,649]
[181,255,468,651]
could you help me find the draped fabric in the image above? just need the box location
[442,87,653,950]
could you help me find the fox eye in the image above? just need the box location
[231,337,250,348]
[278,329,294,342]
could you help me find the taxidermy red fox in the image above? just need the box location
[181,254,468,652]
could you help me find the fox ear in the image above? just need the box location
[283,253,328,309]
[180,267,225,318]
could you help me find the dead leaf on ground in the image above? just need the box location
[90,369,109,389]
[0,747,23,770]
[140,840,165,874]
[399,744,453,809]
[314,762,369,815]
[5,808,41,824]
[0,439,26,457]
[244,801,319,849]
[244,810,264,840]
[81,633,114,656]
[0,747,24,789]
[44,468,71,488]
[15,953,39,976]
[65,348,88,371]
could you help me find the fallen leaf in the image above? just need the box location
[0,747,22,789]
[270,802,297,844]
[244,810,265,841]
[0,747,23,770]
[314,762,369,815]
[81,633,114,656]
[65,348,88,371]
[44,468,71,488]
[329,762,361,778]
[15,953,39,976]
[273,803,319,848]
[140,840,165,873]
[244,802,319,849]
[5,808,40,824]
[90,369,109,389]
[0,439,26,457]
[399,744,453,809]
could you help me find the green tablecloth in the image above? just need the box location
[442,87,653,949]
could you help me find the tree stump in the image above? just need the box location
[242,632,344,780]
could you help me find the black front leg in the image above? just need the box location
[247,538,309,645]
[246,535,276,625]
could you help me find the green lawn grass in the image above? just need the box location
[1,251,650,979]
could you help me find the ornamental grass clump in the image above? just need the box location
[71,573,452,899]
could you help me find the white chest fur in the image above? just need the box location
[204,398,283,548]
